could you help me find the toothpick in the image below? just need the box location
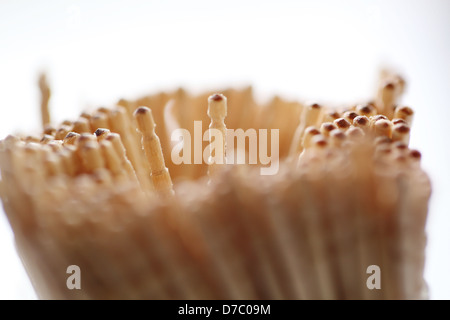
[110,106,152,191]
[42,147,64,177]
[97,107,111,115]
[105,133,139,184]
[329,129,346,148]
[393,106,413,126]
[392,141,408,151]
[343,111,358,124]
[206,94,227,179]
[333,118,351,131]
[356,104,376,118]
[301,126,321,149]
[289,103,322,156]
[353,115,370,132]
[392,118,407,125]
[94,128,111,142]
[55,125,73,141]
[99,140,130,182]
[392,123,410,145]
[90,112,110,132]
[76,133,97,148]
[378,82,396,118]
[323,111,340,123]
[373,119,392,137]
[80,111,92,121]
[305,103,323,127]
[39,73,51,129]
[346,127,365,140]
[61,120,73,127]
[43,124,56,137]
[134,107,173,195]
[408,149,421,164]
[63,132,80,146]
[310,134,328,153]
[73,117,91,134]
[320,122,337,137]
[24,136,40,143]
[79,141,105,173]
[47,140,63,152]
[117,98,137,119]
[40,134,55,144]
[369,115,388,127]
[374,136,392,145]
[59,145,78,176]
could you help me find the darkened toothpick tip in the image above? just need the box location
[334,118,351,130]
[343,111,358,122]
[134,106,156,133]
[409,149,422,160]
[94,128,111,138]
[356,104,375,116]
[208,94,227,119]
[210,94,224,102]
[353,115,369,126]
[63,132,80,146]
[134,106,150,115]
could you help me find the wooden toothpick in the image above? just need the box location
[329,129,346,148]
[54,125,73,141]
[100,139,130,182]
[346,126,365,140]
[90,112,110,133]
[392,123,410,145]
[39,73,51,129]
[301,126,321,149]
[63,132,80,146]
[323,110,340,123]
[43,124,56,137]
[320,122,337,137]
[333,118,351,131]
[94,128,111,142]
[378,82,396,119]
[134,107,173,195]
[353,115,370,132]
[79,141,105,173]
[110,106,152,191]
[373,119,392,138]
[356,104,376,118]
[73,117,91,134]
[105,133,139,184]
[343,111,358,124]
[289,103,322,156]
[207,94,227,178]
[393,106,414,126]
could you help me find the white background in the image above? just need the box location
[0,0,449,299]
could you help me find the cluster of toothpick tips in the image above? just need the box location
[0,70,431,299]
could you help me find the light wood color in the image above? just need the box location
[105,133,139,184]
[73,117,91,134]
[394,106,414,126]
[110,107,152,191]
[290,103,322,156]
[206,94,227,179]
[134,106,173,195]
[0,71,431,300]
[38,73,51,129]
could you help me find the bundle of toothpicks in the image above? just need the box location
[0,70,430,299]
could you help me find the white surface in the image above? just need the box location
[0,0,449,300]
